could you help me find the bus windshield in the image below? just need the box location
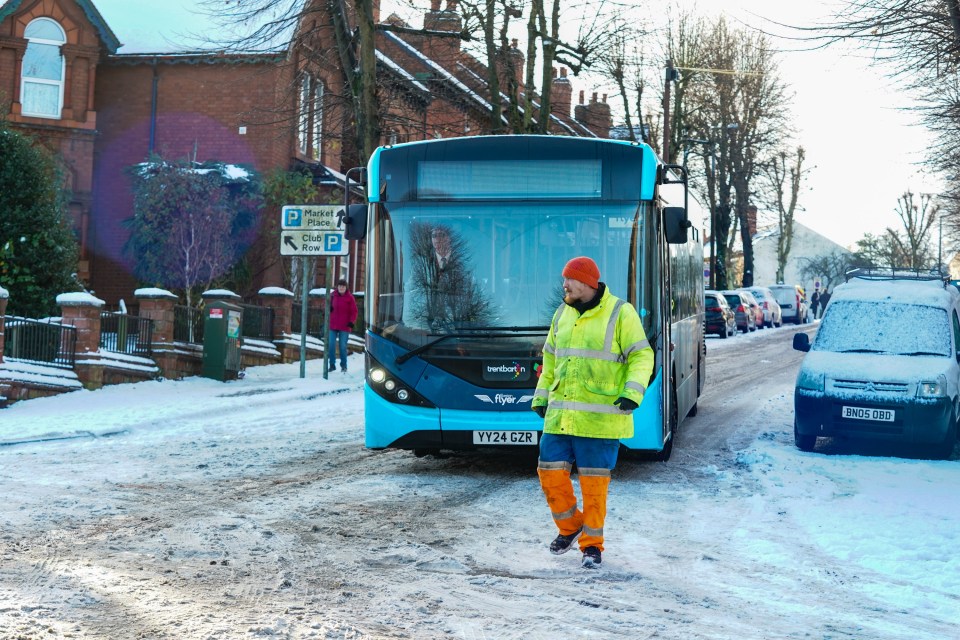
[368,200,645,351]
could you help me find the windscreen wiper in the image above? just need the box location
[395,325,549,365]
[899,351,947,357]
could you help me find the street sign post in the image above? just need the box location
[280,205,348,257]
[281,204,352,380]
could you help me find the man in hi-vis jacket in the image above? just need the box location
[531,256,654,568]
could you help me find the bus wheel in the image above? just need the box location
[654,433,673,461]
[697,344,705,397]
[655,385,679,461]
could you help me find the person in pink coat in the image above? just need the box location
[328,278,358,373]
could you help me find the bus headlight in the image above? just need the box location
[365,353,436,408]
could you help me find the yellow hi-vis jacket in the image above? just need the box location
[532,287,654,439]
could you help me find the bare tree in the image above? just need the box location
[852,231,906,269]
[810,4,959,239]
[887,190,939,268]
[758,146,809,283]
[797,250,855,294]
[680,16,791,289]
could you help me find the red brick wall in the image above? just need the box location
[90,58,294,304]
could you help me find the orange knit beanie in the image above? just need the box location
[562,256,600,288]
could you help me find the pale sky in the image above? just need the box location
[90,0,937,249]
[673,0,939,249]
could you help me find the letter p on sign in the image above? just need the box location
[324,233,343,253]
[284,208,303,227]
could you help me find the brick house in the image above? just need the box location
[0,0,613,306]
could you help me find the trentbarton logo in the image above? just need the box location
[482,360,531,382]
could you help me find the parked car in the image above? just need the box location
[792,271,960,459]
[720,290,757,333]
[767,284,808,324]
[737,290,765,330]
[704,291,736,338]
[742,286,782,328]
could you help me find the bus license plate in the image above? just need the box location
[842,406,895,422]
[473,430,539,445]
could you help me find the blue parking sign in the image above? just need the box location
[284,208,303,227]
[324,233,343,252]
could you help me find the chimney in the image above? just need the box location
[747,205,758,236]
[423,0,462,61]
[575,88,612,138]
[551,66,572,118]
[373,0,381,22]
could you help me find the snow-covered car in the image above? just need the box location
[742,286,783,328]
[792,272,960,458]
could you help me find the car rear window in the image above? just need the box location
[813,300,951,356]
[705,294,719,305]
[723,294,740,307]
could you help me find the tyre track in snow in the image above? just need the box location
[4,328,958,639]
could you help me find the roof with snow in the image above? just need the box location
[832,275,958,309]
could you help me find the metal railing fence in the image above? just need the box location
[99,312,154,357]
[291,302,325,338]
[2,316,77,369]
[239,303,274,341]
[173,305,204,344]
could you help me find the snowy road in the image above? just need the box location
[1,323,959,639]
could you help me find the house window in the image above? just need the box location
[21,18,66,119]
[298,74,311,154]
[311,81,324,159]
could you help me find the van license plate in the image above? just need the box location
[473,430,538,445]
[842,406,895,422]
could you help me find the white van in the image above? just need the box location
[767,284,807,324]
[792,272,960,458]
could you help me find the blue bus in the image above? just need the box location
[344,135,705,460]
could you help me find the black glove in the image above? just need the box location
[348,322,354,329]
[613,396,638,412]
[533,405,547,418]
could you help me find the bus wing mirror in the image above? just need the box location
[342,203,368,240]
[664,206,690,244]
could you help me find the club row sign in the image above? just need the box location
[280,205,349,256]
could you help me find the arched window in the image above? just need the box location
[21,18,66,119]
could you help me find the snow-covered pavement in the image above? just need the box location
[1,333,958,639]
